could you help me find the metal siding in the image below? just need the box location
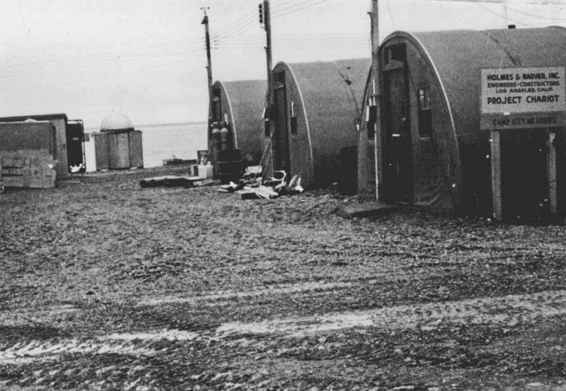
[381,27,566,215]
[108,132,131,169]
[274,58,370,187]
[218,80,266,163]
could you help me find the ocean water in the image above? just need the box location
[84,122,207,171]
[137,122,207,168]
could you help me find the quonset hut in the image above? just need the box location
[374,27,566,222]
[265,58,370,189]
[209,80,267,166]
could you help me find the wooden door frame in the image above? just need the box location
[273,75,290,173]
[382,61,414,203]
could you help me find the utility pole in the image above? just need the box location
[201,7,214,154]
[263,0,273,135]
[259,0,274,177]
[370,0,382,200]
[201,7,213,121]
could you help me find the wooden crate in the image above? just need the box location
[0,149,56,189]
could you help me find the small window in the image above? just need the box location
[212,87,222,121]
[367,105,377,139]
[387,44,406,64]
[291,117,298,135]
[212,97,221,122]
[290,101,298,135]
[418,87,432,138]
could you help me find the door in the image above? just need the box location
[66,122,84,170]
[500,129,549,222]
[273,72,291,173]
[383,63,412,203]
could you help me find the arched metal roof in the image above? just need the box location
[385,27,566,145]
[274,58,370,163]
[215,79,266,160]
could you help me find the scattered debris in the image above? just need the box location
[217,168,304,200]
[162,157,197,166]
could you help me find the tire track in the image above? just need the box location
[217,289,566,337]
[0,329,197,365]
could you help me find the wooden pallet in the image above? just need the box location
[0,149,56,189]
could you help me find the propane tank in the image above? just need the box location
[211,123,221,153]
[219,124,231,152]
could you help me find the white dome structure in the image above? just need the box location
[100,112,134,132]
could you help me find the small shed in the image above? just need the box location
[0,113,71,178]
[94,112,143,170]
[266,58,370,188]
[375,27,566,222]
[209,80,267,165]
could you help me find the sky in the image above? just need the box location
[0,0,564,129]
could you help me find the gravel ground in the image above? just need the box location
[2,167,566,390]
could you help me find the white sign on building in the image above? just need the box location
[481,67,566,114]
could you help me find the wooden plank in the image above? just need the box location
[548,131,558,215]
[128,130,144,168]
[490,130,502,221]
[94,132,110,170]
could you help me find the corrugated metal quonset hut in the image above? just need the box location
[209,80,267,165]
[375,27,566,222]
[266,58,370,189]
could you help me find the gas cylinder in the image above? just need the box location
[219,125,232,151]
[211,124,221,153]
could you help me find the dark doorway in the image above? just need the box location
[66,120,85,171]
[273,71,290,173]
[500,129,549,222]
[383,57,412,203]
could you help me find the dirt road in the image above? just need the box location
[1,169,566,390]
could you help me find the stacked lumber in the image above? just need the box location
[0,149,56,189]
